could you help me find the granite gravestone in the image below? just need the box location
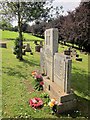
[44,28,58,81]
[40,28,76,113]
[54,53,71,94]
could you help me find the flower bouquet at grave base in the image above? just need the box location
[29,97,43,109]
[34,81,44,91]
[33,74,44,91]
[48,98,58,114]
[31,71,37,77]
[34,74,43,82]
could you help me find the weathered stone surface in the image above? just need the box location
[40,48,46,74]
[60,93,75,103]
[71,49,77,56]
[54,53,72,93]
[40,28,76,113]
[45,28,58,55]
[43,77,63,103]
[57,99,77,113]
[45,55,54,81]
[43,76,76,104]
[44,28,58,81]
[24,43,31,52]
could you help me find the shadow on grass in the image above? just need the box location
[2,66,27,79]
[76,96,89,117]
[2,58,40,79]
[22,59,40,67]
[71,67,89,98]
[56,96,89,119]
[59,42,83,51]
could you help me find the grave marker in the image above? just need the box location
[40,28,76,113]
[44,28,58,81]
[54,53,71,93]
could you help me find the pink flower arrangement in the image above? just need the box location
[31,70,44,91]
[35,74,42,78]
[35,74,43,82]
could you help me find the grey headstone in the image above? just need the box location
[54,53,72,93]
[40,28,75,112]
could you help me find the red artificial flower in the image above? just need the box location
[40,81,44,86]
[29,97,43,108]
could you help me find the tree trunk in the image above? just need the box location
[18,2,23,60]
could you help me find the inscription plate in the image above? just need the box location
[54,53,71,93]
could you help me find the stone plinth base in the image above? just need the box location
[57,99,77,113]
[43,76,77,113]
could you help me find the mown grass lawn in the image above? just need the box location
[1,30,89,119]
[1,40,57,118]
[1,30,43,41]
[59,44,89,100]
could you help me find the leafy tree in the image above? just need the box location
[13,26,18,32]
[28,6,64,38]
[0,0,53,60]
[62,2,90,51]
[0,18,13,30]
[27,1,90,52]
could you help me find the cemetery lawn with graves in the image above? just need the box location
[1,30,43,41]
[1,30,90,118]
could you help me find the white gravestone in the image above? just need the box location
[44,28,58,81]
[54,53,71,93]
[40,28,76,113]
